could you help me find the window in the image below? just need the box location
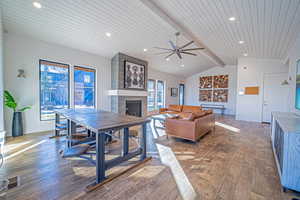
[74,66,96,108]
[40,60,69,120]
[39,61,97,120]
[147,79,156,111]
[156,80,165,109]
[147,79,165,111]
[179,83,185,105]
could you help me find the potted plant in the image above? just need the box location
[4,90,31,137]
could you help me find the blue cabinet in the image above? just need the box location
[271,112,300,192]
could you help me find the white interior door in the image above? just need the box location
[262,73,289,122]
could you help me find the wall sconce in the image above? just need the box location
[17,69,26,78]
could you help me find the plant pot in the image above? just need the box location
[12,112,23,137]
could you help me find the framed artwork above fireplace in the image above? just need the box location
[124,61,145,90]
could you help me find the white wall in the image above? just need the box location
[236,58,289,122]
[3,33,185,135]
[4,33,111,135]
[148,68,184,106]
[185,65,237,115]
[286,36,300,115]
[0,9,4,133]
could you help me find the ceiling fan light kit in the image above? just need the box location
[154,32,205,60]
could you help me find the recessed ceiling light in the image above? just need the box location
[239,40,245,44]
[228,17,236,21]
[33,2,42,9]
[181,64,184,67]
[166,58,170,61]
[243,53,248,56]
[143,48,148,52]
[105,32,111,37]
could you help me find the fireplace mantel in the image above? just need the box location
[108,89,148,97]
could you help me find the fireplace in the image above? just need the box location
[109,53,148,117]
[126,100,142,117]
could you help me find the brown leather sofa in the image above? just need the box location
[159,105,215,142]
[159,105,201,114]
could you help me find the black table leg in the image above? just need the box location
[67,119,71,147]
[55,113,59,137]
[140,123,147,160]
[122,128,129,156]
[105,131,112,143]
[68,121,76,148]
[96,131,106,184]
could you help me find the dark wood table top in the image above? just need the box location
[54,109,150,132]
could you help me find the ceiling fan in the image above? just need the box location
[154,32,205,60]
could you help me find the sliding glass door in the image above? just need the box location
[156,80,165,109]
[147,79,156,111]
[147,79,165,111]
[179,83,185,105]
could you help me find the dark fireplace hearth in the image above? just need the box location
[126,100,142,117]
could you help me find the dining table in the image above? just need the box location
[54,108,151,191]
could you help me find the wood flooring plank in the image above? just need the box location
[1,115,297,200]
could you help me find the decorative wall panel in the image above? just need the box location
[199,90,212,102]
[213,75,228,88]
[213,89,228,102]
[200,76,212,89]
[199,74,229,102]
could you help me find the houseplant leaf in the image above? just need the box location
[4,90,17,111]
[18,106,31,112]
[4,90,15,103]
[5,101,17,110]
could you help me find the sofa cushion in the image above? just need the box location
[167,114,179,119]
[178,112,195,121]
[204,109,213,115]
[193,111,206,118]
[160,110,180,115]
[182,105,202,113]
[168,104,182,112]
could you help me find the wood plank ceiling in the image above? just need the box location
[152,0,300,64]
[1,0,300,77]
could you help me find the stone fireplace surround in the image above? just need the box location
[109,53,148,117]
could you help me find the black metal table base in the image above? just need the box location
[55,111,150,189]
[95,123,148,184]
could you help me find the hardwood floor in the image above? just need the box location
[1,115,298,200]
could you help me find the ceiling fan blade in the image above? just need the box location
[165,52,175,59]
[181,52,197,56]
[154,51,173,55]
[169,40,177,50]
[181,47,205,51]
[179,41,194,49]
[176,52,182,59]
[153,47,173,50]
